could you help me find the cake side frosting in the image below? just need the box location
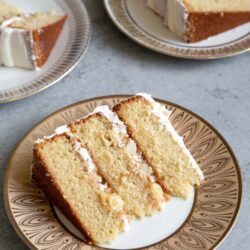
[137,93,204,181]
[0,10,67,70]
[0,16,37,69]
[164,0,189,38]
[147,0,188,39]
[93,105,162,187]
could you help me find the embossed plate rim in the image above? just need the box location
[4,95,242,250]
[103,0,250,59]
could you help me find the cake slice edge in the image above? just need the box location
[113,94,204,198]
[32,131,129,244]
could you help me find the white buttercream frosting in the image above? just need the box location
[121,215,130,232]
[147,0,188,39]
[35,125,69,144]
[0,16,37,70]
[55,125,70,134]
[0,17,23,29]
[94,105,160,184]
[76,105,127,138]
[125,139,157,183]
[136,93,172,121]
[137,93,204,180]
[92,105,127,147]
[94,105,127,135]
[164,0,188,37]
[78,147,95,172]
[35,125,96,173]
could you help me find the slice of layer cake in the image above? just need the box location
[33,130,128,244]
[0,4,67,69]
[70,106,166,219]
[113,94,204,198]
[147,0,250,42]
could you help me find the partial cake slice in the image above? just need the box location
[147,0,250,42]
[113,94,204,199]
[70,106,167,219]
[33,130,128,244]
[0,11,67,69]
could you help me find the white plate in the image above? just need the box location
[104,0,250,59]
[0,0,91,103]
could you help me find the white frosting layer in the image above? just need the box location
[136,93,172,120]
[125,139,157,183]
[78,147,95,172]
[55,125,70,134]
[147,0,188,39]
[0,16,37,69]
[94,105,127,135]
[95,105,160,184]
[137,93,204,180]
[36,125,96,173]
[35,123,129,228]
[121,215,130,232]
[164,0,188,37]
[0,17,23,29]
[93,105,127,147]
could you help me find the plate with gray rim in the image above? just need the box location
[0,0,91,103]
[103,0,250,59]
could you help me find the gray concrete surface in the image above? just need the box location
[0,0,250,249]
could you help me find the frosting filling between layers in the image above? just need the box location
[137,93,204,181]
[36,125,104,184]
[35,105,166,219]
[94,105,160,185]
[55,125,96,173]
[35,123,130,231]
[94,105,128,147]
[121,215,130,232]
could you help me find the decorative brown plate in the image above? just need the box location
[4,95,242,250]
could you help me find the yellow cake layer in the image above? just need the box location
[184,0,250,12]
[0,1,20,24]
[33,135,126,244]
[10,12,64,30]
[70,113,166,219]
[114,95,203,199]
